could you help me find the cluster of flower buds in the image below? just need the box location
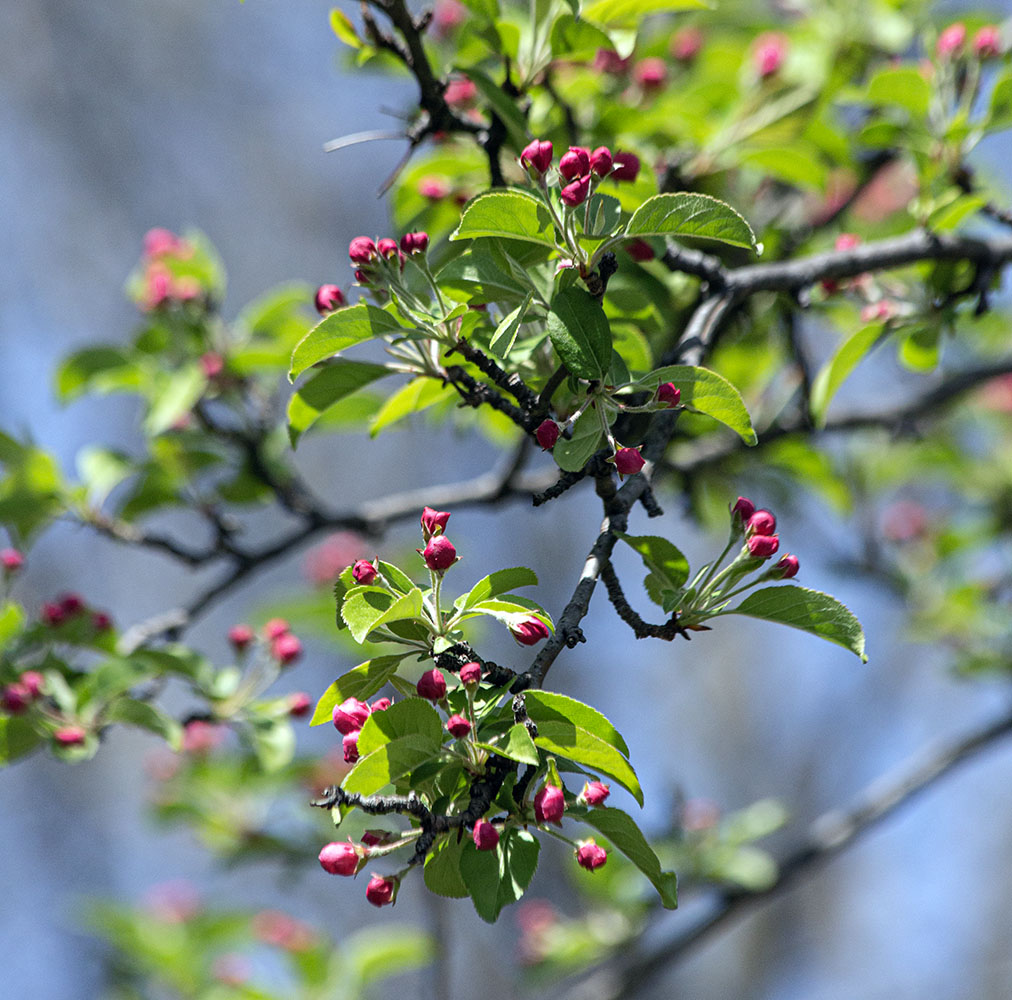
[937,22,1004,60]
[138,228,202,312]
[418,506,458,574]
[319,834,399,906]
[519,140,641,206]
[39,592,113,632]
[1,670,44,716]
[346,232,429,289]
[228,619,303,665]
[332,695,392,762]
[731,497,799,577]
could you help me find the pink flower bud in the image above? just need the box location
[611,151,641,182]
[731,496,756,524]
[974,25,1001,59]
[419,176,450,200]
[41,602,65,627]
[575,839,608,871]
[444,77,477,108]
[59,593,84,616]
[614,447,645,476]
[579,780,610,807]
[589,146,613,177]
[774,554,800,579]
[333,698,371,735]
[264,618,290,640]
[2,684,30,714]
[182,720,225,754]
[348,237,377,263]
[509,619,550,645]
[671,26,703,63]
[200,352,225,380]
[20,671,43,699]
[559,146,590,181]
[376,237,399,260]
[400,231,429,255]
[352,559,377,585]
[593,48,631,75]
[228,624,254,650]
[535,419,560,451]
[446,714,472,739]
[318,840,361,876]
[54,725,87,747]
[754,32,788,78]
[624,238,655,261]
[634,57,667,90]
[92,611,113,632]
[747,509,776,536]
[354,268,371,284]
[370,697,392,713]
[342,730,361,764]
[144,227,184,258]
[0,548,24,572]
[835,233,861,252]
[459,661,482,685]
[422,535,457,572]
[433,0,466,36]
[288,692,312,717]
[747,534,780,558]
[417,668,447,701]
[656,383,681,408]
[534,783,566,825]
[937,23,966,57]
[472,817,500,851]
[272,633,303,665]
[365,873,396,907]
[560,175,591,207]
[420,506,451,540]
[520,139,553,176]
[314,284,345,315]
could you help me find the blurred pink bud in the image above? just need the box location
[625,238,655,261]
[370,697,392,713]
[366,873,396,906]
[559,146,590,181]
[860,300,896,323]
[420,506,451,540]
[144,227,184,258]
[417,668,447,701]
[446,714,472,739]
[352,559,377,585]
[342,730,361,764]
[1,548,24,572]
[272,633,303,665]
[314,284,346,315]
[576,839,608,870]
[348,237,377,263]
[589,146,613,177]
[747,534,780,558]
[182,720,225,754]
[774,554,800,579]
[593,48,631,75]
[612,151,641,182]
[634,57,667,90]
[288,692,312,718]
[614,447,645,475]
[333,698,371,734]
[433,0,466,34]
[59,593,84,616]
[319,840,361,876]
[400,231,429,255]
[656,383,681,407]
[422,535,457,571]
[304,532,364,585]
[671,26,703,63]
[747,509,777,536]
[459,661,482,685]
[753,32,788,78]
[142,264,173,311]
[20,671,43,699]
[55,725,87,747]
[579,780,610,807]
[534,783,565,824]
[2,684,30,714]
[535,419,560,451]
[419,176,450,200]
[200,352,224,379]
[444,77,477,108]
[835,233,861,252]
[264,618,290,640]
[881,500,929,542]
[472,818,500,851]
[937,23,966,57]
[561,176,591,206]
[509,618,550,645]
[41,601,65,627]
[974,25,1002,59]
[92,611,113,632]
[228,624,254,650]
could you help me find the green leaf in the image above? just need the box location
[810,324,884,427]
[583,193,623,239]
[76,447,133,506]
[288,360,393,446]
[290,304,406,380]
[103,698,183,749]
[341,587,424,643]
[310,655,408,726]
[720,585,867,661]
[554,407,605,473]
[346,926,434,984]
[928,194,985,232]
[462,597,553,632]
[0,716,43,766]
[740,146,827,191]
[616,533,690,592]
[342,734,439,795]
[0,601,24,650]
[329,7,362,48]
[370,377,455,436]
[474,722,540,765]
[635,365,756,444]
[898,324,940,372]
[525,690,630,756]
[458,567,538,612]
[489,291,533,359]
[534,720,642,803]
[56,347,138,402]
[357,697,444,756]
[144,365,206,435]
[583,0,709,24]
[626,193,757,250]
[989,72,1012,130]
[866,66,931,118]
[248,718,297,773]
[450,191,559,249]
[547,287,612,380]
[549,13,613,59]
[424,836,470,898]
[459,828,540,922]
[575,806,678,908]
[436,246,534,304]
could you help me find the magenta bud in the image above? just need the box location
[41,602,65,627]
[420,506,451,540]
[348,237,377,263]
[534,783,566,825]
[314,284,345,316]
[593,49,631,75]
[974,25,1001,59]
[472,818,500,851]
[377,237,399,260]
[200,352,224,379]
[92,611,113,632]
[671,26,703,63]
[446,714,472,739]
[731,496,755,525]
[559,146,590,181]
[1,548,24,572]
[342,730,361,764]
[144,227,184,258]
[272,633,303,665]
[560,175,591,207]
[444,77,477,108]
[747,534,780,559]
[937,22,966,57]
[20,671,44,699]
[360,831,383,848]
[509,619,550,646]
[370,697,392,713]
[333,698,371,735]
[611,151,640,182]
[459,661,482,686]
[422,535,457,572]
[634,57,667,90]
[774,554,800,579]
[614,447,645,476]
[228,624,254,650]
[2,684,30,715]
[318,840,361,876]
[264,618,290,640]
[399,231,429,255]
[59,593,84,616]
[365,874,396,907]
[351,559,377,585]
[417,668,448,702]
[754,31,788,77]
[288,692,312,718]
[589,146,613,177]
[520,139,553,176]
[535,419,560,451]
[579,780,610,807]
[54,725,87,747]
[656,383,681,408]
[575,839,608,871]
[747,509,777,536]
[182,720,225,754]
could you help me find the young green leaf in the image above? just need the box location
[369,377,455,436]
[288,360,393,446]
[554,408,605,473]
[450,191,559,249]
[547,287,613,380]
[615,533,690,592]
[342,734,440,796]
[290,304,406,380]
[459,828,540,923]
[583,0,709,25]
[525,690,631,757]
[489,291,533,359]
[310,654,408,726]
[424,836,470,898]
[457,567,539,612]
[534,720,642,804]
[626,193,757,250]
[0,716,43,767]
[102,698,183,750]
[341,587,425,644]
[809,324,884,427]
[474,722,540,765]
[357,697,445,756]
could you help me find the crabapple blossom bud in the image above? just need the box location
[559,146,590,181]
[314,284,345,315]
[534,783,565,825]
[774,554,800,579]
[747,509,776,536]
[974,25,1001,59]
[472,818,500,851]
[60,593,84,616]
[624,238,655,261]
[656,383,681,408]
[731,496,755,524]
[354,269,370,284]
[272,633,303,665]
[333,698,371,735]
[352,559,377,585]
[370,697,391,713]
[41,602,65,627]
[365,874,396,907]
[264,618,290,640]
[92,611,113,631]
[144,227,183,258]
[20,671,43,699]
[288,692,312,717]
[419,176,450,200]
[593,48,631,75]
[399,231,429,255]
[55,725,87,746]
[417,668,447,701]
[459,661,482,686]
[560,175,591,207]
[348,237,377,263]
[937,23,966,57]
[535,419,560,451]
[634,57,667,91]
[2,684,30,714]
[377,238,399,261]
[446,714,472,739]
[671,26,703,63]
[589,146,613,177]
[228,624,254,650]
[1,548,24,572]
[520,139,553,177]
[432,0,466,36]
[747,534,780,558]
[611,151,640,181]
[342,730,360,764]
[835,233,861,251]
[182,720,224,754]
[509,619,550,645]
[444,77,477,108]
[422,535,457,571]
[614,447,645,475]
[575,839,608,871]
[754,32,788,77]
[420,506,450,540]
[200,352,224,380]
[318,840,361,876]
[579,780,610,807]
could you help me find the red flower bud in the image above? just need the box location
[446,714,472,739]
[144,227,185,258]
[417,668,447,701]
[342,730,361,764]
[288,692,312,717]
[318,840,361,876]
[575,839,608,871]
[835,233,861,252]
[370,697,392,713]
[365,874,396,907]
[611,151,641,182]
[354,268,371,284]
[200,352,224,380]
[560,175,591,207]
[614,447,645,476]
[747,509,777,536]
[579,780,610,807]
[2,684,30,714]
[754,32,788,77]
[333,698,371,735]
[360,831,384,847]
[593,48,631,75]
[535,419,560,451]
[20,671,43,699]
[974,25,1001,59]
[399,231,429,255]
[534,783,566,825]
[747,534,780,558]
[348,237,377,263]
[419,176,450,200]
[264,618,290,640]
[520,139,553,176]
[182,720,225,754]
[656,383,681,408]
[589,146,613,177]
[472,818,500,851]
[731,496,755,524]
[634,57,667,90]
[92,611,113,632]
[352,559,377,585]
[314,284,345,316]
[59,593,84,616]
[1,548,24,572]
[444,77,477,108]
[420,506,450,540]
[624,238,655,261]
[459,661,482,685]
[671,26,703,63]
[774,554,800,579]
[41,602,65,627]
[228,624,254,650]
[54,725,87,747]
[377,237,400,260]
[272,633,303,665]
[559,146,590,181]
[937,22,966,58]
[509,618,550,645]
[422,535,457,572]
